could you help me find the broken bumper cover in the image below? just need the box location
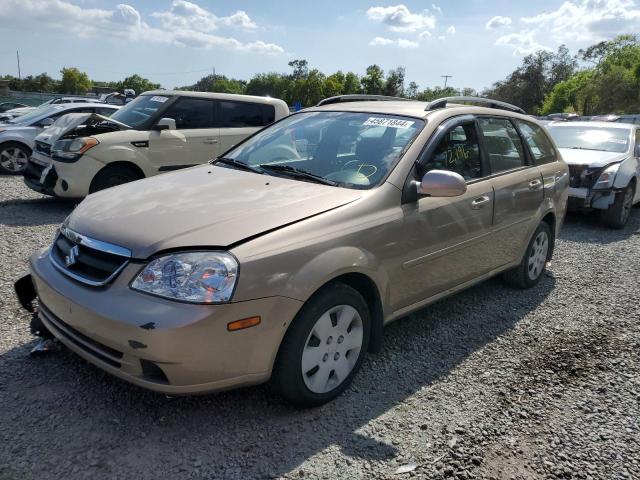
[23,156,58,196]
[25,248,303,394]
[568,187,616,210]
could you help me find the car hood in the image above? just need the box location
[34,113,130,145]
[67,165,363,258]
[558,148,629,167]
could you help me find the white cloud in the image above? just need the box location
[152,1,257,32]
[418,30,432,39]
[495,31,551,55]
[432,4,442,14]
[446,25,456,35]
[369,36,419,48]
[366,4,436,32]
[0,0,282,54]
[520,0,640,42]
[486,15,512,30]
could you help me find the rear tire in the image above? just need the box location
[271,283,370,407]
[89,164,141,194]
[600,182,635,229]
[0,142,31,174]
[503,222,552,289]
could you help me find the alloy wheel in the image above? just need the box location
[301,304,363,394]
[0,147,28,172]
[527,231,549,281]
[620,187,634,225]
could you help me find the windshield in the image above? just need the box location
[7,105,64,125]
[547,126,630,153]
[221,111,424,189]
[109,94,171,128]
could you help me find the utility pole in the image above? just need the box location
[441,75,452,88]
[212,66,216,90]
[16,50,21,80]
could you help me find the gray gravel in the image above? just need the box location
[1,174,639,480]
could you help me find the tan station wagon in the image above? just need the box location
[16,96,569,406]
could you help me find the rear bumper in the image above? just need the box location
[23,249,303,394]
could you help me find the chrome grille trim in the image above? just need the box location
[49,226,131,287]
[60,224,132,258]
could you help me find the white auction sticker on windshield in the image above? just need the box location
[149,96,169,103]
[363,117,414,129]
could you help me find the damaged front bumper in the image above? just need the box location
[568,187,617,211]
[23,156,58,196]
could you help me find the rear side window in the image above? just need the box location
[516,120,557,165]
[478,118,526,174]
[163,97,215,129]
[218,101,275,128]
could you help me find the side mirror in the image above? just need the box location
[39,117,54,128]
[153,118,176,131]
[417,170,467,197]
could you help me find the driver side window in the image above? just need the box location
[422,122,482,181]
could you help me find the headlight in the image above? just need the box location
[52,137,99,162]
[131,251,238,304]
[593,163,620,189]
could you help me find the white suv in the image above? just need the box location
[24,90,289,198]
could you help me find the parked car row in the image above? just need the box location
[8,94,640,407]
[0,102,120,174]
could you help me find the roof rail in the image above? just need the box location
[316,94,412,106]
[425,96,526,115]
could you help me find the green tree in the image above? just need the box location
[406,81,419,98]
[120,74,161,94]
[361,65,385,95]
[59,67,92,94]
[384,67,405,96]
[343,72,361,94]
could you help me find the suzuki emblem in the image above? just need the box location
[65,245,79,267]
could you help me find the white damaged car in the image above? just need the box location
[546,121,640,228]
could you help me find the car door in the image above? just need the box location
[216,101,275,154]
[392,115,496,310]
[148,97,220,171]
[477,116,544,266]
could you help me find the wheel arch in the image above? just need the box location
[541,211,556,260]
[90,161,145,188]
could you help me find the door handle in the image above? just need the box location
[528,179,543,190]
[471,195,491,209]
[203,138,219,144]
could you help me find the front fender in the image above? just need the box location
[613,157,638,189]
[282,246,389,310]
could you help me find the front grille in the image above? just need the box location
[568,164,604,188]
[49,225,131,287]
[39,302,123,368]
[35,141,51,156]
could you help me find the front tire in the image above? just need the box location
[272,283,370,407]
[600,182,635,229]
[89,164,141,194]
[0,142,31,174]
[503,222,552,289]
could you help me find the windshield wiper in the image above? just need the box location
[213,157,263,174]
[568,147,606,151]
[259,164,337,186]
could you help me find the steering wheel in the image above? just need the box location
[341,160,378,178]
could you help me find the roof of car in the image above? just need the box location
[307,100,537,122]
[548,120,636,130]
[142,89,287,106]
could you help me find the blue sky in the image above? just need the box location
[1,0,639,91]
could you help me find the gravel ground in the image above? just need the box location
[1,174,639,480]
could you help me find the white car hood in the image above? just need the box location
[34,113,130,146]
[558,148,629,168]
